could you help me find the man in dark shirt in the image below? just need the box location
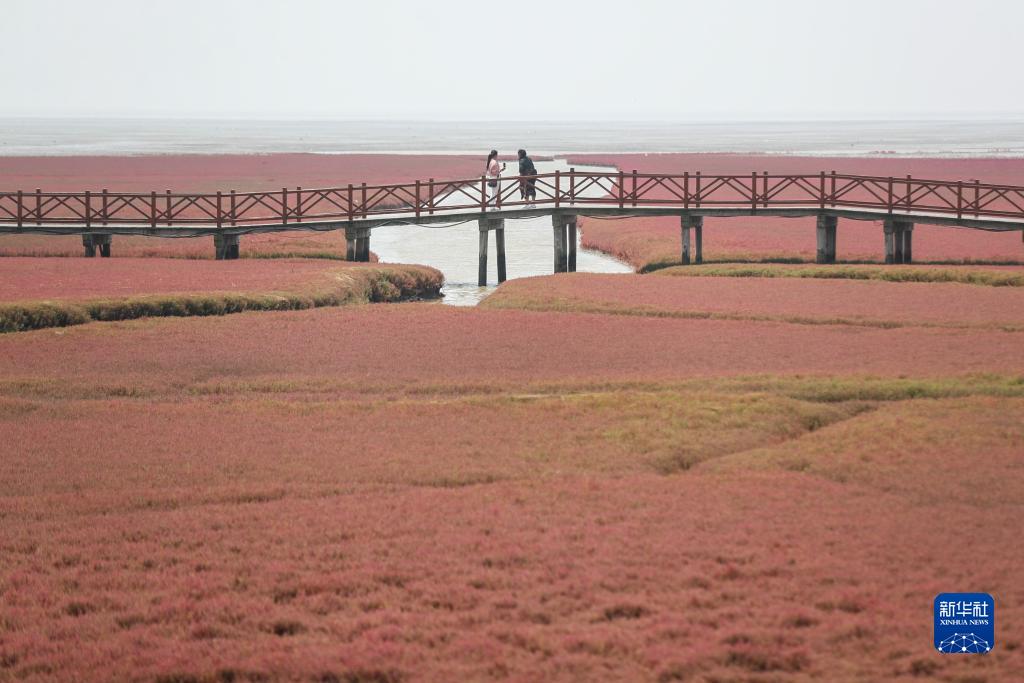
[517,149,538,207]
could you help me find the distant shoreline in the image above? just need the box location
[3,118,1024,158]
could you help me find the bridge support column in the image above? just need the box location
[476,217,505,285]
[901,223,914,264]
[478,220,490,286]
[681,215,702,265]
[816,215,837,264]
[884,219,912,264]
[567,215,577,272]
[495,222,507,284]
[214,233,240,260]
[694,219,703,264]
[552,215,568,273]
[357,228,371,262]
[345,226,357,261]
[82,234,112,258]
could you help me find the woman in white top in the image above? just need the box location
[485,149,506,210]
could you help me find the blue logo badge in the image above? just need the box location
[934,593,994,654]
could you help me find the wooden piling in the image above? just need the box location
[96,234,112,258]
[901,223,914,264]
[495,221,507,284]
[82,234,96,258]
[478,221,489,286]
[883,219,895,264]
[816,215,837,264]
[692,216,704,264]
[214,234,240,260]
[567,216,577,272]
[882,219,913,264]
[345,226,357,261]
[680,216,691,265]
[552,215,567,273]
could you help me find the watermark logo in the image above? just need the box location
[934,593,994,654]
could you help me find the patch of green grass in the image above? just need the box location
[654,263,1024,287]
[0,266,442,334]
[480,294,1023,331]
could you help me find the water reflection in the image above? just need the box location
[370,159,633,305]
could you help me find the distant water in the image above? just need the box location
[3,118,1024,157]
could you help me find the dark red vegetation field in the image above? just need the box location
[0,258,443,333]
[2,286,1023,680]
[3,150,1024,681]
[0,154,482,259]
[568,154,1024,268]
[0,257,355,301]
[483,272,1024,329]
[0,154,483,194]
[3,305,1024,391]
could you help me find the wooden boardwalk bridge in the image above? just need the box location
[3,170,1023,285]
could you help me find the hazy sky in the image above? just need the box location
[3,0,1022,120]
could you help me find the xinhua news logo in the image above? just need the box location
[934,593,994,654]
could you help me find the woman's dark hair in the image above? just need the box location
[486,150,498,168]
[517,149,526,159]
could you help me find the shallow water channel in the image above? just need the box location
[370,159,633,305]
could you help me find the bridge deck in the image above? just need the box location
[3,203,1023,237]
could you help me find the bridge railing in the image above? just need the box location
[1,172,1023,227]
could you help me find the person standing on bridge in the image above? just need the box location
[518,149,538,207]
[486,149,505,210]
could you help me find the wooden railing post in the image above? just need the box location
[230,190,237,226]
[347,184,354,220]
[150,191,157,228]
[480,176,487,211]
[35,189,41,226]
[887,177,894,214]
[684,172,690,210]
[819,171,826,209]
[905,175,912,213]
[974,180,980,218]
[631,170,637,207]
[361,182,367,218]
[569,168,576,204]
[830,171,836,207]
[216,191,223,228]
[295,187,303,223]
[428,178,435,215]
[695,172,702,208]
[555,170,561,209]
[762,171,768,208]
[16,190,23,228]
[956,181,963,220]
[415,180,421,218]
[101,189,109,226]
[618,171,625,209]
[282,187,289,224]
[85,190,91,228]
[165,190,172,226]
[750,172,757,212]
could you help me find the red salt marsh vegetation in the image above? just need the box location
[2,287,1024,680]
[0,258,442,332]
[3,305,1024,393]
[567,154,1024,268]
[0,153,482,259]
[2,371,1023,680]
[482,272,1024,329]
[0,153,483,194]
[3,154,1024,682]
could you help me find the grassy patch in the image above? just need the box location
[0,265,442,333]
[654,263,1024,287]
[704,396,1024,505]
